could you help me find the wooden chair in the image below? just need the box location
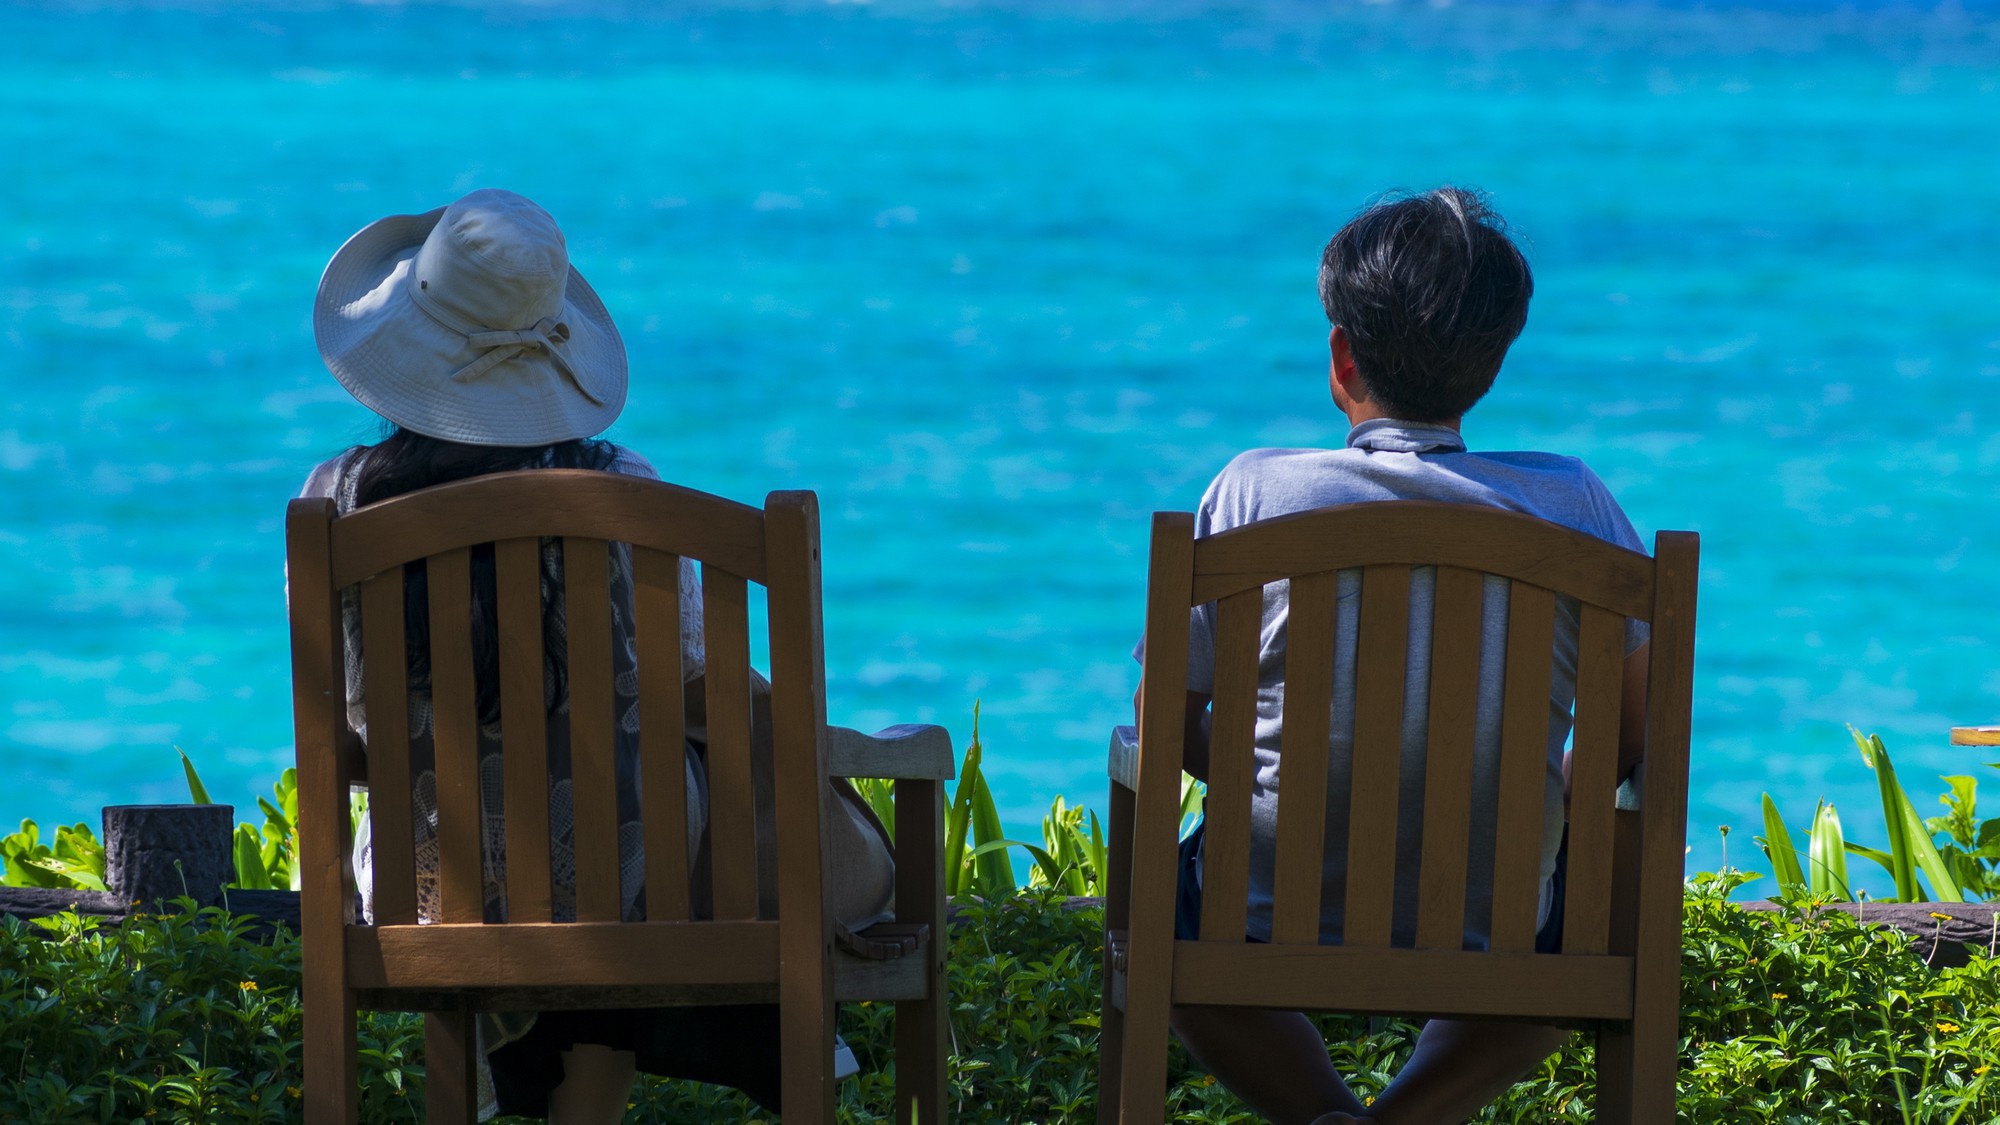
[1099,501,1698,1125]
[287,470,951,1124]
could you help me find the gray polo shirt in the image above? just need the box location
[1163,418,1648,948]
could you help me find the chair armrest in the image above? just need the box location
[1108,725,1139,792]
[828,724,955,781]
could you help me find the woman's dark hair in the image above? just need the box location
[1317,186,1533,423]
[352,425,620,726]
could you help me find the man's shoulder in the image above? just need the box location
[1469,448,1592,473]
[1211,445,1350,483]
[1197,446,1370,532]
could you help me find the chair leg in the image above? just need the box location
[302,953,358,1124]
[1115,968,1174,1125]
[1098,781,1135,1125]
[896,990,948,1125]
[1594,1022,1634,1125]
[424,1008,479,1124]
[895,777,949,1125]
[1596,1011,1676,1125]
[1097,980,1127,1125]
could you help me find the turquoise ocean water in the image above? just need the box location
[3,0,1997,889]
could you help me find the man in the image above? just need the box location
[1141,186,1652,1125]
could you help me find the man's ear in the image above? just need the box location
[1329,325,1364,408]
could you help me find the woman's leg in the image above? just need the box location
[547,1044,638,1125]
[1170,1005,1371,1125]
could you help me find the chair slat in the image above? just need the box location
[495,538,552,925]
[1490,581,1556,953]
[1343,564,1410,948]
[635,549,691,923]
[563,538,621,924]
[1414,567,1484,950]
[1198,588,1262,943]
[1271,571,1338,945]
[360,570,416,926]
[703,568,760,920]
[1562,605,1626,956]
[427,548,484,926]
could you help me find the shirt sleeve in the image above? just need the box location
[1578,464,1653,655]
[1131,465,1225,695]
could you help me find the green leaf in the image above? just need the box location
[1845,841,1897,879]
[1807,801,1851,901]
[1895,786,1966,903]
[967,768,1017,896]
[1854,728,1920,901]
[942,705,982,898]
[966,839,1064,891]
[178,747,213,806]
[231,826,270,891]
[1760,794,1807,897]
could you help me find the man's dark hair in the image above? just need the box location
[1317,186,1533,422]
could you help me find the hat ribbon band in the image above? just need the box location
[409,276,605,406]
[451,319,604,407]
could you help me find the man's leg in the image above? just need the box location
[1358,1018,1569,1125]
[547,1044,638,1125]
[1170,1005,1371,1125]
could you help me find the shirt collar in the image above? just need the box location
[1345,418,1466,454]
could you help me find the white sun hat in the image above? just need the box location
[314,188,627,446]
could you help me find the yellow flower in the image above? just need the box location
[1931,912,1952,921]
[1936,1022,1960,1034]
[287,1087,302,1099]
[1976,1066,1991,1077]
[239,981,259,991]
[1772,991,1789,1001]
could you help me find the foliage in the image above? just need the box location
[1758,729,2000,903]
[853,710,1205,900]
[0,819,107,892]
[180,748,305,893]
[0,905,423,1123]
[8,880,1999,1123]
[0,751,330,896]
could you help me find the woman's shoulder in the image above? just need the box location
[602,443,661,481]
[298,447,366,500]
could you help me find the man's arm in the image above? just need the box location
[1563,642,1652,801]
[1130,685,1215,784]
[1617,643,1650,781]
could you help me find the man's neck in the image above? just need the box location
[1343,402,1463,432]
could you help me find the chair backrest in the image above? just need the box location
[1135,500,1697,977]
[285,470,835,984]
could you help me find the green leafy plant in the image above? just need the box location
[7,793,2000,1121]
[1756,728,2000,903]
[0,819,107,891]
[854,708,1209,900]
[182,748,300,893]
[0,905,426,1122]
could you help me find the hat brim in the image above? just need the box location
[313,206,628,446]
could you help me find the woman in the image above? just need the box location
[304,189,887,1121]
